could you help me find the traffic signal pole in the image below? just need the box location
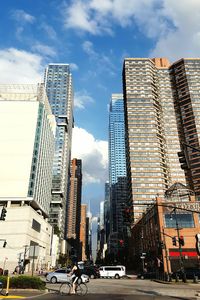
[173,208,186,282]
[162,227,170,277]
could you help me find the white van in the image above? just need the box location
[99,265,126,279]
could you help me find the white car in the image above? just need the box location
[99,265,126,279]
[46,269,89,284]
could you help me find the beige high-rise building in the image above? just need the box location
[123,58,187,222]
[80,204,87,261]
[169,59,200,197]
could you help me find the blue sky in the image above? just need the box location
[1,0,200,215]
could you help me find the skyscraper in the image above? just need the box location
[66,159,82,255]
[122,57,187,222]
[44,64,74,238]
[0,84,56,216]
[104,181,110,243]
[108,94,127,238]
[0,84,56,271]
[80,204,87,261]
[169,59,200,198]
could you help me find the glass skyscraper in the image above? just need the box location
[109,94,127,237]
[44,64,74,239]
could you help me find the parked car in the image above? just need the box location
[137,271,156,280]
[46,268,89,284]
[99,265,126,279]
[172,268,200,280]
[82,265,100,279]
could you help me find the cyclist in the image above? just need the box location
[69,263,82,294]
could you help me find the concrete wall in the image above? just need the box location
[0,206,52,273]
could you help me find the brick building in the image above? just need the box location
[130,184,200,275]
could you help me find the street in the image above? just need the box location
[43,278,200,300]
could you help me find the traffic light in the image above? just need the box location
[179,236,185,246]
[177,150,189,170]
[0,207,7,221]
[119,239,124,247]
[172,236,177,246]
[3,241,7,248]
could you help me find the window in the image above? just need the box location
[164,213,194,228]
[32,219,41,232]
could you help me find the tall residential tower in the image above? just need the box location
[44,64,74,239]
[123,57,200,223]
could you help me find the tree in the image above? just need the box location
[53,225,61,237]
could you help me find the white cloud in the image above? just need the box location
[11,9,35,23]
[82,41,97,57]
[74,90,94,109]
[71,127,108,184]
[40,22,57,40]
[151,0,200,60]
[63,0,200,61]
[32,43,56,57]
[82,40,117,76]
[70,63,79,71]
[0,48,43,84]
[62,0,159,35]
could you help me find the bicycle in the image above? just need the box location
[59,279,88,296]
[0,281,7,296]
[0,281,3,294]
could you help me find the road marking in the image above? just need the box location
[0,297,25,299]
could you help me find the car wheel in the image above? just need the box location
[90,274,95,279]
[114,274,120,279]
[50,276,57,284]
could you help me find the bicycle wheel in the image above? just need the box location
[59,282,71,295]
[76,283,88,296]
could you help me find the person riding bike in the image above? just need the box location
[70,263,82,294]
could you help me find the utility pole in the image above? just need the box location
[23,245,28,274]
[32,245,36,276]
[162,227,170,280]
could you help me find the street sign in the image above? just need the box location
[140,256,145,259]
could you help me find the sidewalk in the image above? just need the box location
[0,289,47,299]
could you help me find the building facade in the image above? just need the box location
[0,84,56,272]
[44,63,74,239]
[130,191,200,276]
[104,182,110,243]
[169,59,200,197]
[109,94,128,237]
[66,159,82,257]
[0,84,56,216]
[123,58,187,223]
[80,204,87,261]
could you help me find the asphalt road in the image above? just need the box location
[44,278,199,300]
[0,278,199,299]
